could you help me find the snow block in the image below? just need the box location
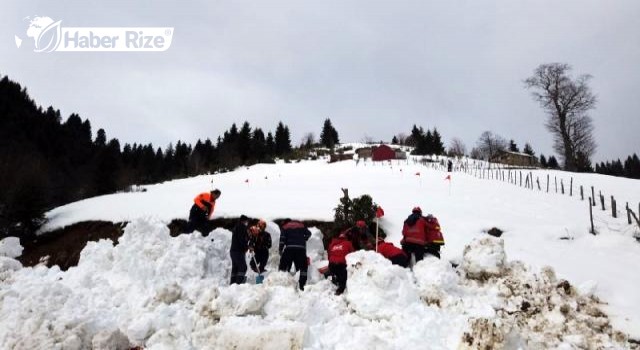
[462,236,507,279]
[194,317,306,350]
[0,237,23,258]
[210,284,268,317]
[413,256,460,305]
[345,251,419,320]
[91,329,131,350]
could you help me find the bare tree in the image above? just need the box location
[525,63,597,171]
[448,138,466,157]
[300,132,315,149]
[361,134,375,144]
[476,131,507,160]
[395,133,408,145]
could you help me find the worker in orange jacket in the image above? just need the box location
[185,189,221,235]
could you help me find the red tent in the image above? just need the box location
[372,145,396,161]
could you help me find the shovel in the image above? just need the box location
[251,254,264,284]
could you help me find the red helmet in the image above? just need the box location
[412,207,422,214]
[356,220,367,228]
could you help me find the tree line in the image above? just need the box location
[595,154,640,179]
[0,75,299,238]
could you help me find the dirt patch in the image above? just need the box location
[19,218,335,271]
[18,221,127,270]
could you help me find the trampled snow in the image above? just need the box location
[1,157,639,348]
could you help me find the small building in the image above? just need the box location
[356,147,373,159]
[372,145,397,161]
[329,153,354,163]
[394,149,407,160]
[492,151,537,167]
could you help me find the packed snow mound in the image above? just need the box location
[0,237,22,258]
[0,219,633,349]
[462,235,507,279]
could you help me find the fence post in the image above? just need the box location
[529,172,534,190]
[591,187,595,206]
[561,179,565,194]
[589,197,595,235]
[547,174,550,193]
[555,177,558,193]
[537,177,541,191]
[520,171,522,187]
[612,196,617,218]
[600,192,605,211]
[580,186,584,201]
[628,203,632,224]
[570,177,573,196]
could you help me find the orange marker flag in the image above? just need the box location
[445,175,451,181]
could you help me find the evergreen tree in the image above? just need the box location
[391,136,399,145]
[265,132,275,157]
[251,128,267,162]
[275,122,292,156]
[523,142,535,156]
[237,121,252,163]
[547,156,560,169]
[540,154,547,168]
[432,128,445,155]
[509,140,519,152]
[320,118,339,149]
[423,130,433,155]
[95,129,107,147]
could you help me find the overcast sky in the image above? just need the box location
[1,0,639,162]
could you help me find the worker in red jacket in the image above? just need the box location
[328,232,355,295]
[424,214,445,259]
[376,238,409,268]
[343,220,374,250]
[185,189,221,235]
[401,207,428,263]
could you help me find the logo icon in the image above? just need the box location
[15,15,173,53]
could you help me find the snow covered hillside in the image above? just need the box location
[2,157,640,348]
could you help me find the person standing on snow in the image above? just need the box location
[401,207,429,263]
[328,232,355,295]
[278,219,312,290]
[185,189,221,235]
[230,215,250,284]
[249,219,272,273]
[376,237,409,267]
[423,214,445,259]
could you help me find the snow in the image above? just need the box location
[0,220,630,349]
[0,237,23,259]
[1,157,637,347]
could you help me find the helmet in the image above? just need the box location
[412,206,422,214]
[257,219,267,231]
[356,220,367,229]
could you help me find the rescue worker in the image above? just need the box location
[328,232,355,295]
[230,215,250,284]
[278,219,312,290]
[376,237,409,268]
[344,220,373,250]
[249,219,272,273]
[424,214,445,259]
[401,207,428,263]
[185,189,221,235]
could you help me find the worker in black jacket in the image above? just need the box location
[230,215,250,284]
[249,220,272,273]
[278,219,312,290]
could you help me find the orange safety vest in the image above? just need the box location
[194,192,216,218]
